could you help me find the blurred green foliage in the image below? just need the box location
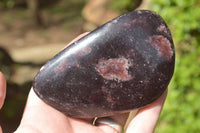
[0,0,15,8]
[109,0,142,13]
[151,0,200,132]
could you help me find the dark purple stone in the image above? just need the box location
[33,10,175,118]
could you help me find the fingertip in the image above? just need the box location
[66,32,90,48]
[126,89,168,133]
[0,72,6,109]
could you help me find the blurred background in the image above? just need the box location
[0,0,199,132]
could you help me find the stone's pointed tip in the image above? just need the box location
[33,10,175,118]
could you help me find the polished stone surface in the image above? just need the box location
[33,10,175,118]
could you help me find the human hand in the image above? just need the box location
[13,33,167,133]
[0,72,6,133]
[14,87,167,133]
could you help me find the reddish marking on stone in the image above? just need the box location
[124,23,131,28]
[126,49,135,58]
[95,58,132,81]
[54,62,68,75]
[101,85,107,93]
[76,62,80,68]
[157,25,170,37]
[131,17,148,27]
[55,60,80,74]
[131,19,143,26]
[149,35,172,60]
[157,25,167,33]
[110,82,117,88]
[106,96,115,105]
[77,47,92,57]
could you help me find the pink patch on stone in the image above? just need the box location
[95,58,132,81]
[149,35,172,61]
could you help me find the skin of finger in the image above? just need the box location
[124,109,138,130]
[0,72,6,133]
[15,89,72,133]
[15,88,119,133]
[68,32,89,44]
[0,72,6,109]
[96,112,129,133]
[126,89,168,133]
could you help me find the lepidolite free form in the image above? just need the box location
[33,10,175,118]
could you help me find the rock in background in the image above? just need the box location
[82,0,120,31]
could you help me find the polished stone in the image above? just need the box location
[33,10,175,118]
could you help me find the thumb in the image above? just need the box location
[0,72,6,109]
[0,72,7,133]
